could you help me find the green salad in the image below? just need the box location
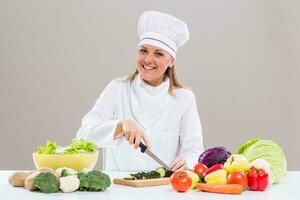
[37,139,97,154]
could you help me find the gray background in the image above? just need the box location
[1,0,299,170]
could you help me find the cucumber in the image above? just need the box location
[164,169,173,177]
[156,167,166,178]
[155,167,173,177]
[150,171,161,179]
[124,170,161,180]
[124,175,136,180]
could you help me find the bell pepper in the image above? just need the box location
[247,167,268,191]
[204,164,223,176]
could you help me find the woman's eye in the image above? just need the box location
[139,49,147,53]
[155,52,164,57]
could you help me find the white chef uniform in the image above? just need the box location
[75,11,203,171]
[76,75,203,171]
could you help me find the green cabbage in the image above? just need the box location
[237,138,287,185]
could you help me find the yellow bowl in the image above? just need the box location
[32,150,99,172]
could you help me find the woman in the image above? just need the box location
[76,11,203,171]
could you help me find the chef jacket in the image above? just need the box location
[75,75,203,171]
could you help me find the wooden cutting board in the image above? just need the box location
[113,178,170,187]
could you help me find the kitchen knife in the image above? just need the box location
[138,142,172,171]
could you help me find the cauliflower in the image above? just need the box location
[55,167,77,178]
[250,158,270,172]
[59,175,80,193]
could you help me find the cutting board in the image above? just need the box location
[113,178,170,187]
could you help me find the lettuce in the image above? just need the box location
[37,141,57,154]
[63,139,97,154]
[37,139,97,154]
[237,138,287,185]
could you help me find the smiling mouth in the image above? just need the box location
[142,65,157,70]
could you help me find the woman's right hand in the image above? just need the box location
[115,118,151,150]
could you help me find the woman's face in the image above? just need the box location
[136,44,175,86]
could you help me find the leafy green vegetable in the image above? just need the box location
[37,141,57,154]
[36,139,97,154]
[236,138,261,154]
[64,139,97,154]
[78,170,111,191]
[237,138,287,185]
[33,172,59,193]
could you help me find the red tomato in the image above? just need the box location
[227,171,248,190]
[170,170,192,192]
[193,163,208,178]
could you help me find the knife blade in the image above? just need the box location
[138,142,172,171]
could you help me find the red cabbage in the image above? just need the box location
[198,146,231,168]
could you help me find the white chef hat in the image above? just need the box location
[138,11,190,59]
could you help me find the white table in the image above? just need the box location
[0,170,298,200]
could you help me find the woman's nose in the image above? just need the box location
[144,54,154,64]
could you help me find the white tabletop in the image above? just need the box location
[0,170,298,200]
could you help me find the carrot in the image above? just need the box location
[196,183,243,194]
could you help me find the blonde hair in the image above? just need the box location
[124,66,183,97]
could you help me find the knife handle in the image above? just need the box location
[139,142,147,153]
[123,132,147,153]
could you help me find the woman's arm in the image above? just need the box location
[75,80,151,149]
[75,81,123,147]
[173,94,204,170]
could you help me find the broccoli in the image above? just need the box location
[77,170,111,191]
[78,173,90,190]
[33,172,59,193]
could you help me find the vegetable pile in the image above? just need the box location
[37,139,97,154]
[170,138,287,195]
[8,167,111,193]
[237,138,287,185]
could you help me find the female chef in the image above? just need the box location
[75,11,204,171]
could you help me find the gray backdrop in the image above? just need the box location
[1,0,299,170]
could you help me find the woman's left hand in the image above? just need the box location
[169,157,189,171]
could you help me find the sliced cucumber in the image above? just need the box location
[124,170,161,180]
[150,171,161,179]
[164,169,173,177]
[155,167,173,177]
[124,175,136,180]
[156,167,166,178]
